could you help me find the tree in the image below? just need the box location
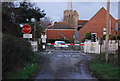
[82,33,91,42]
[2,2,46,78]
[2,2,46,37]
[40,17,53,32]
[2,2,22,37]
[34,17,52,39]
[24,17,52,40]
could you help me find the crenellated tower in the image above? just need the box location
[63,0,79,27]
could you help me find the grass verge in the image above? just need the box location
[9,64,40,79]
[8,53,42,79]
[89,59,119,80]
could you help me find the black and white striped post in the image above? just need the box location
[41,32,47,50]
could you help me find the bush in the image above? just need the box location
[103,35,120,40]
[8,54,43,79]
[82,33,91,42]
[9,64,40,79]
[2,34,34,78]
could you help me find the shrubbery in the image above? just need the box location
[103,35,120,40]
[82,33,91,42]
[2,34,35,78]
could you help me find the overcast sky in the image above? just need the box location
[34,2,118,22]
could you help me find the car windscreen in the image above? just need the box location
[58,42,65,44]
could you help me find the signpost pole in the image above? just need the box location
[28,38,30,41]
[34,19,36,41]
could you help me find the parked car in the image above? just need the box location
[54,41,68,48]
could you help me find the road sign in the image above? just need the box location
[41,35,47,39]
[23,34,32,38]
[42,38,46,43]
[22,24,32,34]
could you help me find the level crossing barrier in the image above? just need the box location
[47,43,84,46]
[46,43,84,50]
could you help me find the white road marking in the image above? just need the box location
[48,51,51,54]
[82,53,86,55]
[57,55,63,57]
[73,55,77,57]
[88,59,91,60]
[64,55,67,57]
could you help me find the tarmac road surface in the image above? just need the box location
[35,49,98,81]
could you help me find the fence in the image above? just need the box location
[84,41,100,53]
[84,40,119,54]
[44,40,119,54]
[101,40,118,53]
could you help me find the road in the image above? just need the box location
[35,49,98,81]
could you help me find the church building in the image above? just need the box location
[63,1,79,27]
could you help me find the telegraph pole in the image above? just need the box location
[24,0,26,2]
[105,0,110,63]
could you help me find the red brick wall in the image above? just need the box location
[78,8,118,41]
[118,19,120,35]
[47,30,75,41]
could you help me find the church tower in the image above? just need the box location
[63,0,79,27]
[67,0,72,10]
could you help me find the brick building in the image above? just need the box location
[46,22,76,42]
[78,7,119,41]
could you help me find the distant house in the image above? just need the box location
[77,20,88,31]
[46,22,76,42]
[118,19,120,35]
[78,20,88,26]
[78,7,119,41]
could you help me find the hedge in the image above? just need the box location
[2,34,34,79]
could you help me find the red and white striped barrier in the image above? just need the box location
[47,43,84,46]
